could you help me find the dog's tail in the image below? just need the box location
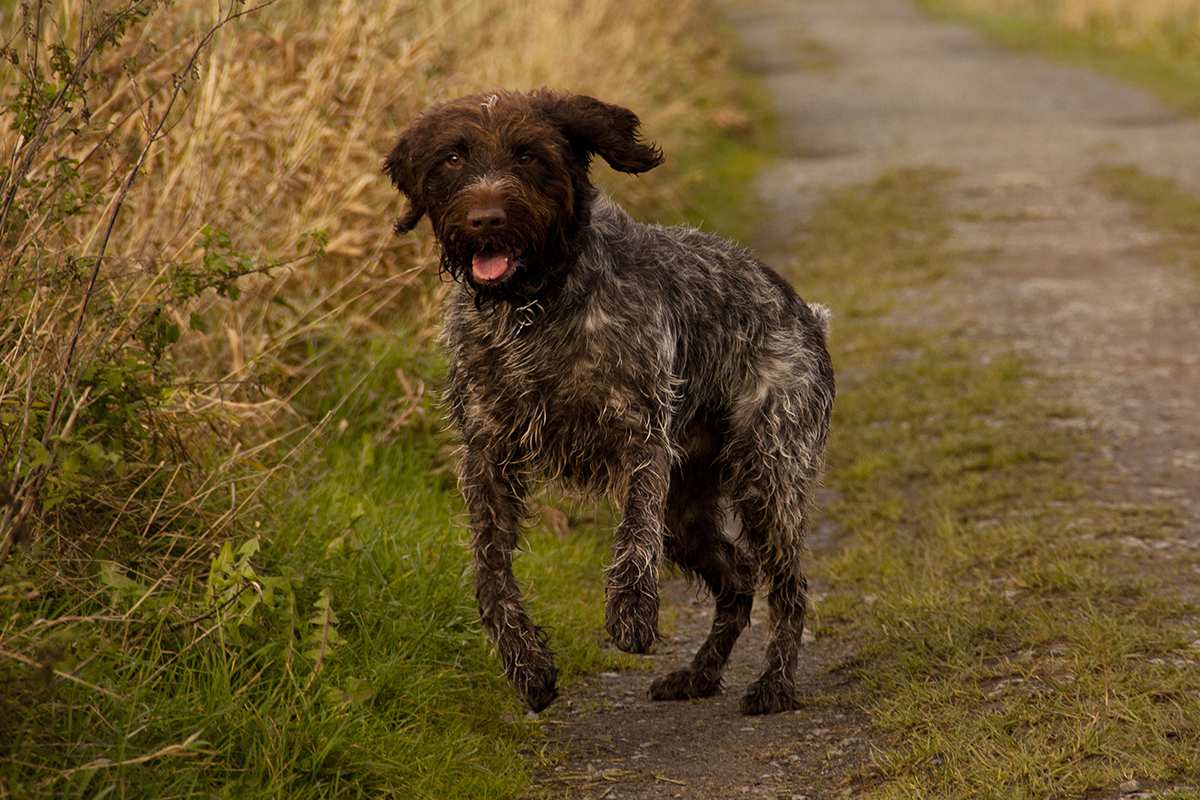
[808,303,832,338]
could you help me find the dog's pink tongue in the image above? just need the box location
[472,253,510,281]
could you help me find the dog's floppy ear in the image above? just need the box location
[537,92,664,174]
[383,129,426,234]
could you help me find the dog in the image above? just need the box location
[384,89,834,715]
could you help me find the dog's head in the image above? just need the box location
[383,90,663,298]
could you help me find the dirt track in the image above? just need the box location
[533,1,1200,797]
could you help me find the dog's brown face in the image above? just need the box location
[384,90,663,298]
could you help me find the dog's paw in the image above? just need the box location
[515,661,559,713]
[605,586,659,654]
[649,668,721,701]
[739,676,800,715]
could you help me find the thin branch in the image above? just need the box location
[41,731,207,784]
[0,1,154,235]
[0,0,280,565]
[0,646,124,700]
[43,2,281,449]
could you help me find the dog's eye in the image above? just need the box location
[445,152,463,167]
[516,152,535,166]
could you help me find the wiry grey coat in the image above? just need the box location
[442,197,834,714]
[385,90,834,716]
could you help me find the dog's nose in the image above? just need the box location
[468,206,507,231]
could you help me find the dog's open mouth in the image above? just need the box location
[471,250,515,284]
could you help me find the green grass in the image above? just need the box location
[1092,163,1200,274]
[676,124,775,244]
[0,333,623,799]
[791,168,1200,797]
[920,0,1200,116]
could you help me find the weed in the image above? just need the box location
[1092,163,1200,273]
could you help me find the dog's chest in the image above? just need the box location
[461,314,654,489]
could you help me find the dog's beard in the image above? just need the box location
[437,224,572,306]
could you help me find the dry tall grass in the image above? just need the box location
[0,0,737,566]
[953,0,1200,49]
[0,8,742,774]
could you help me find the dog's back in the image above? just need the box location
[582,197,834,447]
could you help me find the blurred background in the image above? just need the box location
[957,0,1200,49]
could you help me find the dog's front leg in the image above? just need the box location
[605,443,670,654]
[462,447,557,712]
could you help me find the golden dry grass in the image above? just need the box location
[4,0,732,394]
[953,0,1200,47]
[0,0,739,557]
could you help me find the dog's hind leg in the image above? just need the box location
[734,471,811,715]
[739,522,808,716]
[462,447,558,712]
[727,379,828,715]
[650,461,757,701]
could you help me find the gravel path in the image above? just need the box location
[533,2,1200,797]
[745,0,1200,541]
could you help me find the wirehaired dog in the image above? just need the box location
[384,90,834,715]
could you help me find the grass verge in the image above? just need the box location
[1091,163,1200,274]
[790,168,1200,797]
[919,0,1200,116]
[0,330,621,800]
